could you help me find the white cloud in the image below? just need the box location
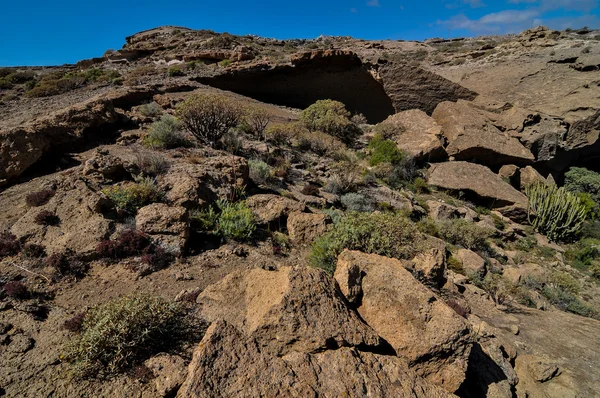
[367,0,381,7]
[509,0,598,11]
[438,9,542,33]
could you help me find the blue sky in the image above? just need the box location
[0,0,598,66]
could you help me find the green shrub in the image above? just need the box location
[526,182,588,242]
[340,193,374,212]
[565,238,600,271]
[217,200,256,241]
[413,177,429,194]
[219,59,232,67]
[167,65,185,77]
[244,107,270,140]
[65,295,195,378]
[296,130,346,155]
[265,122,306,145]
[137,102,163,118]
[565,167,600,217]
[368,134,403,166]
[576,192,600,220]
[134,152,170,176]
[143,115,191,149]
[436,219,493,251]
[300,100,361,145]
[310,212,421,273]
[176,93,242,148]
[102,177,162,215]
[190,206,219,232]
[248,159,271,185]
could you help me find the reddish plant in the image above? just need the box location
[3,281,29,299]
[141,245,171,272]
[301,184,320,196]
[0,231,20,258]
[45,252,88,278]
[34,210,60,226]
[22,243,46,258]
[25,189,55,207]
[63,311,88,333]
[96,229,152,259]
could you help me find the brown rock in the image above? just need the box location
[136,203,189,255]
[196,266,383,356]
[428,161,528,208]
[456,249,487,278]
[380,109,447,162]
[432,101,534,166]
[177,320,453,398]
[498,164,519,187]
[524,354,561,382]
[519,165,546,190]
[409,237,447,288]
[145,354,187,397]
[82,148,128,180]
[335,250,473,392]
[245,194,305,225]
[427,200,478,222]
[286,211,330,244]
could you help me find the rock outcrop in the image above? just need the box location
[245,194,306,226]
[335,250,473,393]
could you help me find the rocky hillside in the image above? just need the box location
[1,26,600,397]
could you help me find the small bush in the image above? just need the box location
[190,206,219,232]
[0,231,21,258]
[96,229,152,259]
[26,188,55,207]
[265,123,306,146]
[368,134,404,166]
[63,311,88,333]
[102,177,162,215]
[217,200,256,241]
[221,130,243,154]
[134,152,170,177]
[176,93,242,148]
[566,238,600,271]
[310,212,421,273]
[248,159,271,185]
[34,210,60,226]
[167,66,185,77]
[143,115,191,149]
[137,102,163,118]
[301,184,320,196]
[297,130,346,155]
[3,281,29,299]
[413,177,429,194]
[219,59,232,67]
[436,219,493,251]
[300,100,361,145]
[124,65,157,86]
[272,231,291,256]
[139,246,171,276]
[65,295,194,378]
[244,107,270,140]
[340,193,374,212]
[565,167,600,216]
[45,252,88,278]
[324,161,363,195]
[22,243,46,258]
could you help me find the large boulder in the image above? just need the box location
[245,194,305,226]
[177,321,453,398]
[160,155,249,208]
[432,101,534,166]
[428,161,528,208]
[196,266,383,356]
[335,250,473,393]
[136,203,189,255]
[379,109,447,162]
[286,211,331,244]
[10,179,113,257]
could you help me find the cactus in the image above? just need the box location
[526,182,588,242]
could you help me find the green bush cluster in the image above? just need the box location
[422,218,493,251]
[248,159,271,185]
[26,68,120,98]
[143,115,191,149]
[340,193,374,212]
[102,177,162,215]
[176,93,242,148]
[190,200,256,242]
[310,212,421,273]
[368,134,404,166]
[564,167,600,219]
[64,295,194,378]
[526,182,588,242]
[137,102,163,118]
[300,100,361,145]
[565,238,600,276]
[167,65,185,77]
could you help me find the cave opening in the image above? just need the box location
[196,62,396,124]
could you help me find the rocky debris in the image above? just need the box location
[145,354,187,397]
[290,49,360,66]
[136,203,189,255]
[379,109,447,162]
[522,354,561,382]
[160,156,249,208]
[428,161,528,208]
[432,101,534,166]
[426,200,478,222]
[379,63,477,115]
[515,112,569,163]
[408,237,447,288]
[335,250,473,393]
[456,249,486,278]
[10,179,113,256]
[244,194,305,226]
[184,46,255,63]
[570,55,600,72]
[0,87,155,184]
[82,148,128,180]
[5,333,34,354]
[177,320,453,398]
[196,266,383,356]
[498,164,519,187]
[286,211,331,244]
